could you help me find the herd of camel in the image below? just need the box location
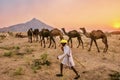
[27,27,108,53]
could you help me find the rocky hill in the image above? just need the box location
[0,18,54,32]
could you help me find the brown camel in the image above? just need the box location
[61,28,84,48]
[33,29,39,42]
[27,28,33,43]
[40,28,51,48]
[80,27,108,52]
[48,28,64,49]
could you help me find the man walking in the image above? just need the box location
[56,39,80,79]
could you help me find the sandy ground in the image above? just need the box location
[0,33,120,80]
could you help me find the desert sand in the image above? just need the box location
[0,32,120,80]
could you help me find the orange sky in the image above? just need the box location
[0,0,120,31]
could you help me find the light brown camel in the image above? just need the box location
[50,28,63,40]
[80,27,108,52]
[48,28,64,49]
[61,28,84,48]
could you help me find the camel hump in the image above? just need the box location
[41,29,49,33]
[92,30,104,34]
[70,30,78,34]
[54,28,59,30]
[91,30,106,38]
[33,29,39,34]
[72,30,77,32]
[50,28,63,37]
[52,28,61,32]
[97,30,104,33]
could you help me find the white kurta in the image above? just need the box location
[58,45,75,67]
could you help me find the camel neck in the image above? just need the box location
[83,30,90,38]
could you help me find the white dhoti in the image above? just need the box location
[58,45,75,67]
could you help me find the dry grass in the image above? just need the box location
[0,33,120,80]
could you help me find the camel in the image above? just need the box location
[48,28,64,49]
[40,28,63,49]
[33,29,39,42]
[80,27,108,52]
[61,28,84,48]
[27,28,33,43]
[40,28,50,48]
[50,28,63,40]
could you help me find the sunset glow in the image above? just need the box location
[113,22,120,29]
[0,0,120,31]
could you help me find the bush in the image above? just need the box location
[31,53,51,73]
[13,46,20,50]
[31,59,41,73]
[4,51,12,57]
[40,53,51,66]
[13,67,24,76]
[109,72,120,80]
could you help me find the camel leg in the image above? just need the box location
[102,38,108,52]
[39,36,41,43]
[31,36,32,43]
[48,37,52,48]
[52,38,56,49]
[48,37,56,49]
[35,35,37,42]
[33,36,34,42]
[51,40,54,47]
[77,37,80,48]
[29,36,32,43]
[46,37,49,44]
[68,38,70,46]
[70,38,73,48]
[88,39,93,51]
[80,38,84,49]
[94,40,100,52]
[49,37,56,49]
[35,35,38,42]
[41,37,44,47]
[43,38,46,48]
[36,35,38,42]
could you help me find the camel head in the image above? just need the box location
[80,27,86,34]
[61,28,67,35]
[61,28,65,31]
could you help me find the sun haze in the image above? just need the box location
[0,0,120,31]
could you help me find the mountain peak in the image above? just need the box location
[0,18,54,32]
[31,18,38,21]
[30,18,40,22]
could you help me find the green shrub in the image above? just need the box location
[109,72,120,80]
[31,53,51,73]
[4,51,12,57]
[13,46,20,50]
[0,46,20,50]
[13,67,24,76]
[40,53,51,66]
[31,59,41,73]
